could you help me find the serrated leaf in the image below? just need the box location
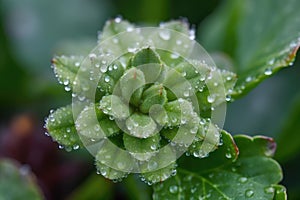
[153,133,283,199]
[0,159,43,200]
[45,105,83,150]
[200,0,300,98]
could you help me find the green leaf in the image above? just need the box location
[76,103,120,139]
[51,55,83,91]
[45,105,83,151]
[125,113,157,138]
[200,0,300,98]
[119,67,146,106]
[153,133,284,199]
[98,18,135,43]
[99,95,131,120]
[123,133,160,161]
[0,159,43,200]
[275,96,300,163]
[273,185,287,200]
[139,84,167,114]
[130,47,161,67]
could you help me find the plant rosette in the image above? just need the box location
[46,17,239,185]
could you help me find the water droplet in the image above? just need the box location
[239,177,248,183]
[126,26,134,32]
[246,76,252,82]
[207,95,215,103]
[114,17,122,23]
[264,186,275,194]
[225,152,232,159]
[169,185,178,194]
[73,144,79,150]
[89,53,96,59]
[245,189,254,198]
[150,144,157,150]
[127,47,137,53]
[176,40,182,45]
[159,30,171,40]
[75,62,80,67]
[147,160,158,171]
[225,95,231,102]
[189,29,195,40]
[104,76,110,83]
[117,162,125,170]
[64,86,71,91]
[171,53,180,59]
[264,68,272,76]
[183,90,189,97]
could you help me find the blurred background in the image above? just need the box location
[0,0,299,199]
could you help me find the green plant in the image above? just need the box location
[44,1,300,198]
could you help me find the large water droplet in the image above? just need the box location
[245,189,254,198]
[264,68,272,76]
[147,160,158,171]
[207,95,215,103]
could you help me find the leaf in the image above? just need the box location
[51,55,83,92]
[153,133,284,199]
[45,105,83,151]
[123,133,160,161]
[98,17,135,43]
[199,0,300,98]
[275,96,300,163]
[67,173,113,200]
[0,159,43,200]
[273,185,287,200]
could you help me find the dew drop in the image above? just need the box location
[225,152,232,159]
[104,76,110,83]
[126,26,134,32]
[264,186,275,194]
[75,62,80,67]
[147,160,158,171]
[114,17,122,23]
[127,47,137,53]
[264,68,272,76]
[171,53,180,59]
[207,95,215,103]
[64,86,71,91]
[73,144,79,150]
[245,189,254,198]
[169,185,178,194]
[239,177,248,183]
[225,95,231,102]
[176,40,182,45]
[159,30,171,41]
[246,76,252,82]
